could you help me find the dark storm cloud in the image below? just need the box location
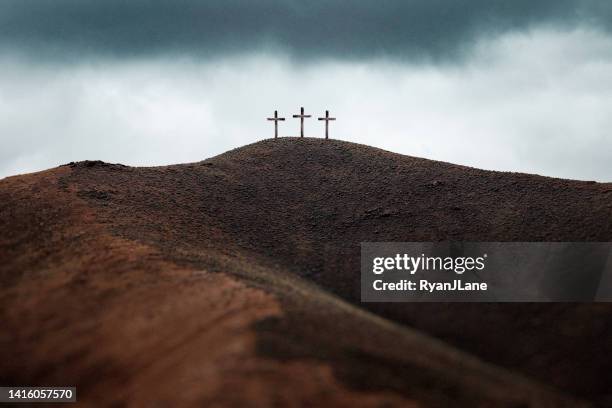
[0,0,611,61]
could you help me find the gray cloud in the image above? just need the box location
[1,28,611,181]
[1,3,611,183]
[1,0,612,62]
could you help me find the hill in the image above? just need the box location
[1,138,611,406]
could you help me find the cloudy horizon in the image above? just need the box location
[1,1,611,181]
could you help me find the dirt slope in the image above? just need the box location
[1,138,611,406]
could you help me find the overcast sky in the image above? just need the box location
[1,1,611,181]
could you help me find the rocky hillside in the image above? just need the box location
[2,138,611,406]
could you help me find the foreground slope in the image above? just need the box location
[1,138,611,406]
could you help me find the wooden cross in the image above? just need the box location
[318,110,336,140]
[292,107,311,138]
[267,110,285,138]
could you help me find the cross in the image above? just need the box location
[292,107,311,138]
[318,110,336,140]
[267,110,285,138]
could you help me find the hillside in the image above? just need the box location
[1,138,611,406]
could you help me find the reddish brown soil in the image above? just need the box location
[1,138,611,407]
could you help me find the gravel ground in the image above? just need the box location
[1,137,610,406]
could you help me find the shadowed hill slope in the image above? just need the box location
[1,138,611,406]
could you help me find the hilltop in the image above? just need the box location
[1,138,611,406]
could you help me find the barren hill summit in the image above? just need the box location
[2,137,612,406]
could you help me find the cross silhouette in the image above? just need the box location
[292,107,311,138]
[267,110,285,138]
[318,110,336,140]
